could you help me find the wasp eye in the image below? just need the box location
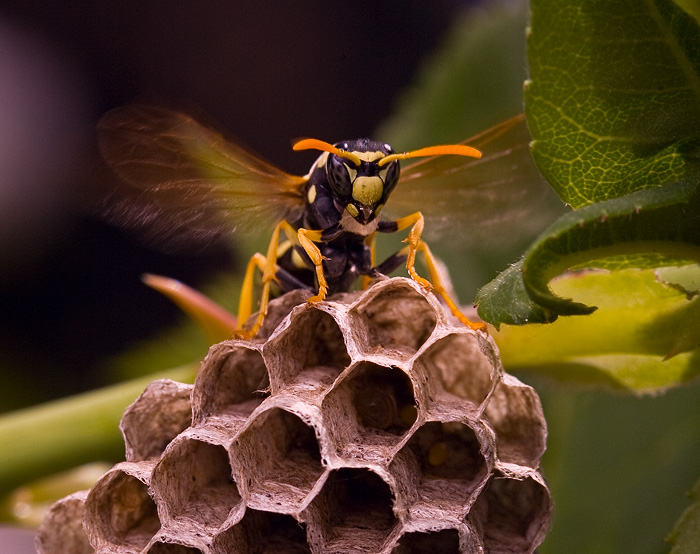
[381,160,400,196]
[326,154,355,197]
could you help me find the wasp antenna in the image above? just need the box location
[378,144,482,167]
[293,138,363,166]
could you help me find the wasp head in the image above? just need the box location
[325,139,400,224]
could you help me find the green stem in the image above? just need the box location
[0,364,197,497]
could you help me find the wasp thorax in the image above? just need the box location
[37,277,552,554]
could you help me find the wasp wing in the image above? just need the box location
[385,115,563,245]
[96,105,307,248]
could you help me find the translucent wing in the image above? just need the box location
[385,115,563,245]
[96,105,307,248]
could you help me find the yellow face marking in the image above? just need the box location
[346,203,359,218]
[303,152,328,180]
[307,184,317,204]
[351,150,384,163]
[344,163,357,183]
[316,152,329,169]
[352,176,383,206]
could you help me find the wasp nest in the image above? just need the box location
[37,277,551,554]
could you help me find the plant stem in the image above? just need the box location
[0,364,197,497]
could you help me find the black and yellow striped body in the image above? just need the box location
[95,105,491,339]
[275,139,405,296]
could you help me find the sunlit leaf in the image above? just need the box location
[491,268,700,392]
[519,180,700,316]
[656,264,700,294]
[477,180,700,324]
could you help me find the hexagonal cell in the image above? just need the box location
[234,406,324,512]
[305,468,398,553]
[152,437,242,532]
[349,278,437,358]
[248,288,313,341]
[470,473,552,554]
[146,541,205,554]
[212,509,310,554]
[263,307,350,392]
[193,342,270,424]
[398,421,488,514]
[121,379,193,462]
[417,331,498,411]
[35,491,92,554]
[483,375,547,468]
[323,362,418,453]
[83,462,160,551]
[391,528,461,554]
[143,529,212,554]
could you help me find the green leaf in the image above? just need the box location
[520,180,700,316]
[668,476,700,554]
[476,259,557,326]
[477,0,700,328]
[673,0,700,25]
[477,180,700,325]
[526,0,700,208]
[656,264,700,294]
[492,268,700,392]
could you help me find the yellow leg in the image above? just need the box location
[234,221,294,339]
[393,212,487,333]
[361,232,377,290]
[296,227,327,303]
[236,253,268,325]
[393,211,432,289]
[233,251,278,340]
[234,221,326,339]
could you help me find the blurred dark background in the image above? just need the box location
[0,1,477,408]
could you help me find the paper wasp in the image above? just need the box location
[97,106,547,339]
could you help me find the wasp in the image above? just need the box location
[97,106,546,339]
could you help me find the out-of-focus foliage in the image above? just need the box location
[477,0,700,393]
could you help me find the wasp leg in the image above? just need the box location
[235,220,304,339]
[395,238,487,332]
[361,232,377,290]
[274,240,316,292]
[391,211,432,289]
[267,222,326,303]
[234,252,269,339]
[372,250,408,276]
[389,211,486,332]
[234,221,329,339]
[296,227,327,303]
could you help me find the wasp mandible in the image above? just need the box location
[98,106,543,339]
